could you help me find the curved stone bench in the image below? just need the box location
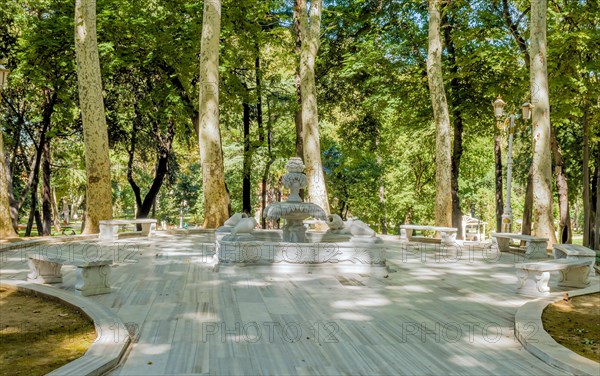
[515,285,600,376]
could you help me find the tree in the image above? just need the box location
[530,0,557,246]
[296,0,329,214]
[0,130,18,238]
[427,0,452,227]
[198,0,229,228]
[74,0,113,233]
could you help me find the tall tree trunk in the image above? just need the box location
[25,91,54,237]
[500,0,534,237]
[443,11,463,238]
[5,110,24,231]
[198,0,229,228]
[592,164,598,249]
[427,0,452,227]
[379,184,388,234]
[261,100,275,229]
[293,0,303,161]
[41,141,52,236]
[0,130,18,238]
[530,0,557,247]
[494,131,504,232]
[242,100,252,214]
[522,166,534,235]
[75,0,113,234]
[51,188,62,232]
[595,147,600,251]
[582,108,591,247]
[297,0,329,214]
[550,125,571,243]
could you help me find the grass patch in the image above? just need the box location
[542,292,600,363]
[0,286,95,376]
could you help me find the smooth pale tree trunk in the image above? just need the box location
[293,0,304,161]
[198,0,229,228]
[75,0,113,234]
[530,0,557,247]
[427,0,452,227]
[0,131,18,239]
[51,188,62,232]
[297,0,329,214]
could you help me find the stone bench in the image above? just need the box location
[515,259,592,296]
[400,225,458,245]
[553,244,596,276]
[27,253,112,296]
[491,232,548,259]
[99,218,157,241]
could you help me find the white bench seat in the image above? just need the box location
[99,218,157,241]
[491,232,548,259]
[27,253,112,296]
[400,225,458,245]
[515,259,592,296]
[553,244,596,276]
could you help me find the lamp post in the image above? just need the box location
[179,200,188,229]
[493,96,533,233]
[0,63,9,90]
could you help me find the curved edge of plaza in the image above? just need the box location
[0,279,130,376]
[515,284,600,376]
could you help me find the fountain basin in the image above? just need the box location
[217,238,386,265]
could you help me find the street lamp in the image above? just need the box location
[0,63,9,91]
[493,95,533,233]
[179,200,188,229]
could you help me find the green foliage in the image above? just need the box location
[1,0,597,235]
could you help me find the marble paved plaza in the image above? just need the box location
[2,233,598,375]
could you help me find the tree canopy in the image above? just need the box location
[0,0,598,247]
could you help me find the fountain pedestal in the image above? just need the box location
[282,213,308,243]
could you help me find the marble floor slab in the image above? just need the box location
[2,233,598,375]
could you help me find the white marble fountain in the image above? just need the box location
[215,157,386,268]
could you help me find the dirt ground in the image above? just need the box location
[0,286,96,376]
[542,292,600,363]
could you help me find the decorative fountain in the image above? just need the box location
[263,157,328,243]
[215,157,386,270]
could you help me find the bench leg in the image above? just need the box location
[27,259,63,284]
[99,224,119,241]
[141,222,156,237]
[516,269,550,295]
[525,240,548,259]
[493,237,510,252]
[562,255,596,277]
[558,265,591,288]
[75,264,111,296]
